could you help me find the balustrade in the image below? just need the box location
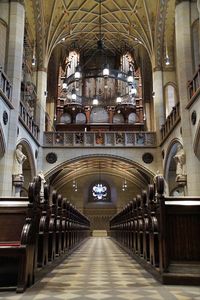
[44,131,156,147]
[19,101,39,140]
[188,66,200,100]
[160,102,180,142]
[0,68,12,102]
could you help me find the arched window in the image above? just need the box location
[75,112,86,124]
[113,112,124,123]
[164,84,177,117]
[90,106,109,123]
[60,112,71,124]
[88,180,111,202]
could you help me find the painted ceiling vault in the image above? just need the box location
[25,0,175,69]
[23,0,177,195]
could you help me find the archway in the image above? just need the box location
[164,140,184,195]
[46,154,154,231]
[15,140,36,196]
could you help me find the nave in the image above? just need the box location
[1,238,200,300]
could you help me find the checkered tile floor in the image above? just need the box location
[1,237,200,299]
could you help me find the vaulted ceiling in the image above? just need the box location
[24,0,175,69]
[23,0,176,196]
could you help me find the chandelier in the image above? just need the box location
[61,0,138,108]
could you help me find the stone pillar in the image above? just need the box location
[197,0,200,56]
[152,69,165,173]
[152,70,165,141]
[0,1,25,196]
[175,0,200,195]
[35,70,48,144]
[34,69,48,170]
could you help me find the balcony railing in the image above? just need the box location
[188,66,200,101]
[160,102,180,142]
[0,68,12,102]
[19,101,39,140]
[44,131,156,147]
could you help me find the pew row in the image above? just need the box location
[0,180,40,292]
[110,175,200,285]
[0,176,90,292]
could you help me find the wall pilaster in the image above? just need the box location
[175,0,200,195]
[152,70,165,141]
[0,1,25,196]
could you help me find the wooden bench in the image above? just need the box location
[0,177,41,292]
[37,183,50,267]
[110,175,200,285]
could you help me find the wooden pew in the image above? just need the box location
[0,179,40,293]
[48,190,57,261]
[148,184,159,267]
[110,175,200,285]
[141,190,150,261]
[37,183,50,267]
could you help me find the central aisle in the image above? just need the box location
[1,237,200,299]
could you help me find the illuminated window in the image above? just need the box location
[92,183,107,200]
[89,181,111,202]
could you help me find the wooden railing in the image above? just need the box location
[188,66,200,101]
[44,131,157,147]
[0,68,12,102]
[19,101,39,140]
[160,102,180,142]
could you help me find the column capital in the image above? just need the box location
[153,66,163,72]
[197,0,200,12]
[10,0,24,6]
[175,0,189,5]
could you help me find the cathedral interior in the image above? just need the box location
[0,0,200,299]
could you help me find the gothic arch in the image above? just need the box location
[15,140,36,194]
[0,123,6,158]
[45,154,155,193]
[164,139,183,195]
[193,119,200,161]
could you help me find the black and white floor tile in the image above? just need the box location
[0,238,200,300]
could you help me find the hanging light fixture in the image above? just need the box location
[61,0,138,107]
[62,81,68,90]
[92,97,99,105]
[127,70,134,85]
[103,63,109,77]
[74,182,78,192]
[165,42,170,66]
[122,178,128,191]
[116,92,122,103]
[116,95,122,103]
[130,85,137,96]
[74,64,82,80]
[32,43,36,66]
[71,88,77,101]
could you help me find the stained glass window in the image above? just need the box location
[89,181,111,202]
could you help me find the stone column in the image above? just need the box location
[197,0,200,56]
[0,1,25,196]
[175,0,200,195]
[34,69,48,170]
[35,70,48,144]
[152,70,165,142]
[152,69,165,173]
